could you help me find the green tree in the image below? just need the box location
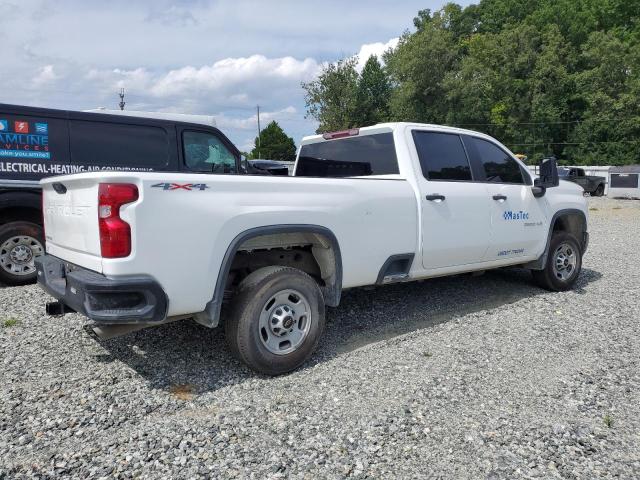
[384,17,460,123]
[302,0,640,165]
[566,31,640,165]
[354,55,391,126]
[528,26,575,160]
[442,22,543,151]
[302,57,359,132]
[250,121,297,161]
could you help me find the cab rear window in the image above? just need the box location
[296,133,399,177]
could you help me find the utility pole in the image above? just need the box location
[256,105,261,159]
[118,88,126,111]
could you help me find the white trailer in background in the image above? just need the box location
[608,165,640,199]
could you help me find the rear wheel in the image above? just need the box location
[591,184,605,197]
[0,222,45,286]
[531,232,582,291]
[225,266,325,375]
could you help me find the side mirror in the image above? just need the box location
[239,156,249,174]
[533,157,559,197]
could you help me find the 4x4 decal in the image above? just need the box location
[151,183,209,191]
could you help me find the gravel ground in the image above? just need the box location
[1,197,639,479]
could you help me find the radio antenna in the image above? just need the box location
[118,88,126,111]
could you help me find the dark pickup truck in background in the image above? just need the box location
[558,167,607,197]
[0,103,287,286]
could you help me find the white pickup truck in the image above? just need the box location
[37,123,588,375]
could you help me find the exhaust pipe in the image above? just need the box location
[46,301,75,316]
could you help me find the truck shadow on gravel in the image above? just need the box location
[93,267,602,393]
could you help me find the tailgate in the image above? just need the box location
[42,176,103,273]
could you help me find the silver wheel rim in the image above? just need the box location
[552,242,577,282]
[0,235,44,277]
[258,289,312,355]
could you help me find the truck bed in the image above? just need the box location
[41,172,418,317]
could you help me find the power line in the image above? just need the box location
[452,119,640,126]
[506,140,640,146]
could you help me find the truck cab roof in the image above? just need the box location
[300,122,498,145]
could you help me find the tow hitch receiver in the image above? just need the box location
[45,301,75,316]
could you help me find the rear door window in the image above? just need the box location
[69,120,170,171]
[296,133,399,177]
[473,138,525,184]
[182,131,238,174]
[412,131,472,181]
[0,115,70,181]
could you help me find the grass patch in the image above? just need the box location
[589,207,598,211]
[603,414,614,428]
[169,384,195,401]
[612,206,622,210]
[2,318,19,328]
[421,351,433,358]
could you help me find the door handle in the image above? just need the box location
[492,194,507,201]
[426,194,446,201]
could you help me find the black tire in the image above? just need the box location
[591,184,605,197]
[531,232,582,291]
[225,266,325,375]
[0,221,45,286]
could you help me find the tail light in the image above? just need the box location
[98,183,138,258]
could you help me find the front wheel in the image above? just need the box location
[531,232,582,291]
[225,266,325,375]
[0,222,45,286]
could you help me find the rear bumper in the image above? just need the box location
[35,255,168,324]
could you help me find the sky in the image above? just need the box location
[1,0,473,153]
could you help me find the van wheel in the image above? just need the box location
[0,222,45,286]
[225,266,325,376]
[591,184,605,197]
[531,232,582,291]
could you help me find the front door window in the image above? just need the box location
[183,131,237,174]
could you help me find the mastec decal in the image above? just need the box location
[503,210,529,221]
